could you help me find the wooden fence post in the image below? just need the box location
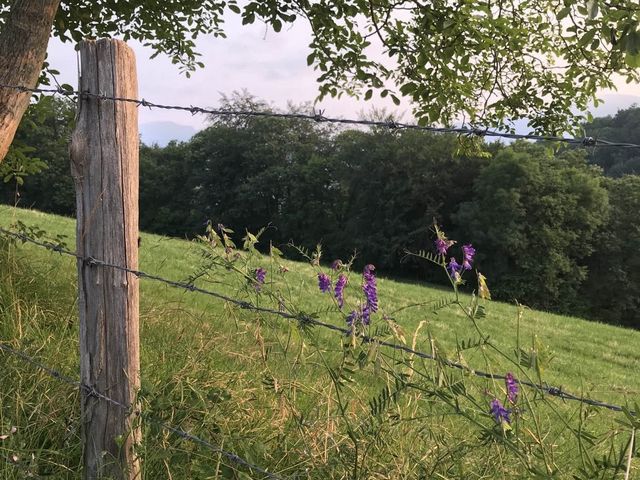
[70,39,141,480]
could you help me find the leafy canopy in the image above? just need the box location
[2,1,640,132]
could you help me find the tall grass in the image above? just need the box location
[1,207,638,479]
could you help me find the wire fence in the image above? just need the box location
[0,342,285,480]
[1,226,636,416]
[1,79,638,476]
[2,83,640,149]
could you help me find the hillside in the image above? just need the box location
[1,206,639,479]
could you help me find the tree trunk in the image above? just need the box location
[0,0,60,162]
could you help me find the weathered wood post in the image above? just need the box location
[70,39,141,479]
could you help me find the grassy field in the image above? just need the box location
[1,206,639,479]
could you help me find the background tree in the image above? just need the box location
[455,142,609,311]
[139,141,199,236]
[0,95,75,213]
[582,175,640,327]
[3,0,640,162]
[584,106,640,176]
[328,128,489,274]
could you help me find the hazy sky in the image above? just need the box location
[45,14,640,135]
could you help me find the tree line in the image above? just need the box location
[2,94,639,328]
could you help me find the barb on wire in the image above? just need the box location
[1,83,640,149]
[0,341,285,480]
[1,226,636,416]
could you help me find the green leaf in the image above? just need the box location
[578,29,597,48]
[364,89,373,100]
[625,51,640,68]
[556,6,571,20]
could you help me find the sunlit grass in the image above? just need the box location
[1,206,638,479]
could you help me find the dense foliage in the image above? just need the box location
[585,106,640,176]
[3,0,640,131]
[455,143,609,311]
[2,96,640,327]
[0,96,75,214]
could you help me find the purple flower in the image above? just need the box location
[346,310,359,327]
[435,238,454,256]
[318,273,332,293]
[334,274,347,308]
[254,267,267,291]
[331,259,343,271]
[447,257,462,281]
[490,398,511,425]
[363,264,378,313]
[505,373,518,404]
[462,244,476,270]
[362,306,372,325]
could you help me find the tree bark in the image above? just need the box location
[0,0,60,162]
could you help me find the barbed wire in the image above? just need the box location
[1,83,639,149]
[0,341,285,480]
[1,226,636,416]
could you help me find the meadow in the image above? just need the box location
[1,206,639,479]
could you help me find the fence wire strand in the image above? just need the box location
[0,341,285,480]
[1,226,636,417]
[1,83,640,149]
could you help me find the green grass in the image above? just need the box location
[1,206,639,479]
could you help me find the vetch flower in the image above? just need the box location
[462,244,476,270]
[346,310,359,327]
[505,373,518,404]
[490,398,511,425]
[254,267,267,291]
[434,226,455,255]
[362,306,372,325]
[435,238,455,256]
[331,259,343,271]
[334,274,347,308]
[447,257,462,283]
[363,264,378,313]
[318,273,332,293]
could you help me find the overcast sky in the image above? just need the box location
[45,14,640,137]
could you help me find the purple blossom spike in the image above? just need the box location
[318,273,332,293]
[362,306,373,325]
[505,373,518,404]
[435,238,454,256]
[363,264,378,313]
[331,259,343,271]
[462,244,476,270]
[334,274,347,308]
[490,398,511,425]
[447,257,462,282]
[254,267,267,291]
[346,310,359,327]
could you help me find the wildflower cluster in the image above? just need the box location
[254,267,267,291]
[315,260,380,329]
[490,398,511,426]
[334,274,347,308]
[433,227,477,286]
[489,373,519,431]
[318,272,332,293]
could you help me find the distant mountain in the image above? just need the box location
[140,122,198,147]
